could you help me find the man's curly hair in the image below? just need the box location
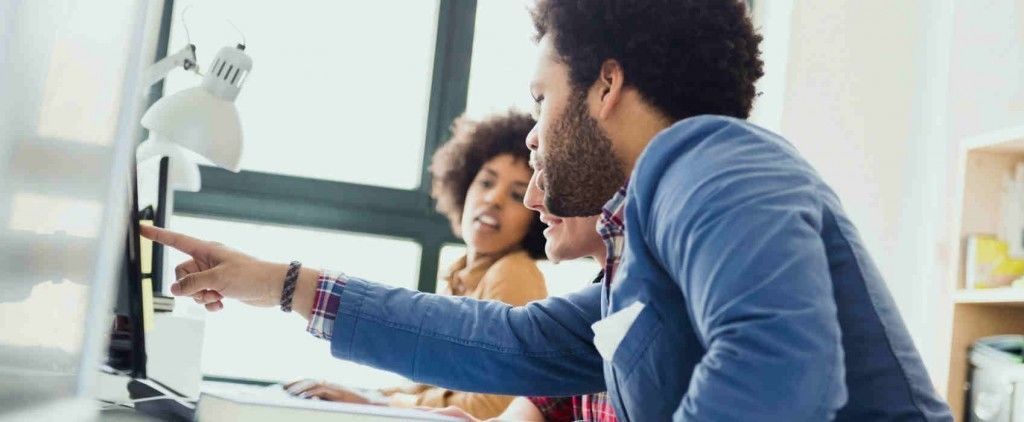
[430,111,546,259]
[532,0,763,120]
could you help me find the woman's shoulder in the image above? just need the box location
[489,250,542,276]
[479,250,547,304]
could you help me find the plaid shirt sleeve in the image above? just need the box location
[306,270,348,340]
[527,396,576,422]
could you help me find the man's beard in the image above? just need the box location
[542,91,627,217]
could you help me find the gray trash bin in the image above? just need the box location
[970,335,1024,422]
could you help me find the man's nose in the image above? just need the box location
[525,124,539,151]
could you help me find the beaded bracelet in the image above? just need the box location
[280,261,302,312]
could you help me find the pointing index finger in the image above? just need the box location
[139,225,206,256]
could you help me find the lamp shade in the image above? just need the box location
[140,45,252,172]
[140,86,243,172]
[137,138,202,192]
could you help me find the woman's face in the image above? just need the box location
[460,154,536,255]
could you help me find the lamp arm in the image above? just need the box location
[143,44,200,87]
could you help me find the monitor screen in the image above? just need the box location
[107,162,148,379]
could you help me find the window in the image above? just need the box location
[537,259,601,298]
[164,0,440,189]
[464,0,538,119]
[164,216,421,291]
[153,0,556,385]
[165,215,420,386]
[436,243,467,293]
[166,0,470,297]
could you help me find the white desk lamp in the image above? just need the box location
[103,40,254,416]
[140,44,251,174]
[136,43,252,292]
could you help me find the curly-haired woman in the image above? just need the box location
[286,111,546,420]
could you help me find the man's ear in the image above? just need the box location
[594,59,625,120]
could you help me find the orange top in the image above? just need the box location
[380,249,546,419]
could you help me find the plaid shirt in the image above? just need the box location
[308,185,629,422]
[526,184,628,422]
[306,271,347,340]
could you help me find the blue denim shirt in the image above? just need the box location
[329,116,952,421]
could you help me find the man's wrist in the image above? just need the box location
[258,260,289,306]
[279,261,303,312]
[291,267,320,320]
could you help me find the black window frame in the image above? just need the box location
[149,0,477,293]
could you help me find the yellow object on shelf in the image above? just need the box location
[966,235,1024,289]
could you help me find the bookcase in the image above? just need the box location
[946,125,1024,419]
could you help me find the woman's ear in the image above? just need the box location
[594,59,625,120]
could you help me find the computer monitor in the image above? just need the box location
[0,0,158,420]
[106,162,148,380]
[0,161,145,420]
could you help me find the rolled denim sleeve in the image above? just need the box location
[329,278,606,396]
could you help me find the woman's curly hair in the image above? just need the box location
[531,0,764,120]
[429,111,547,259]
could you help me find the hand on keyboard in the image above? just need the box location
[283,379,385,405]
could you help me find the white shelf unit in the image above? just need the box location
[946,125,1024,419]
[952,288,1024,305]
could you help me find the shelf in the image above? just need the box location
[953,288,1024,305]
[950,125,1024,419]
[962,125,1024,153]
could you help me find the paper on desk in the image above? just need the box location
[591,301,645,362]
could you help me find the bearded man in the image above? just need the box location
[145,1,952,420]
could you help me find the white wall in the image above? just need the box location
[947,0,1024,141]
